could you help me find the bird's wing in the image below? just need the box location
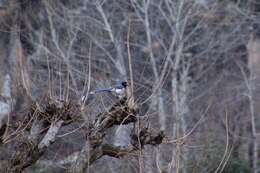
[113,84,124,89]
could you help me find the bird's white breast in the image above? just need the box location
[114,88,124,94]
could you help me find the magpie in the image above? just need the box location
[82,81,127,101]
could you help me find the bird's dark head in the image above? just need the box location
[121,81,128,87]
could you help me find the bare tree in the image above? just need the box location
[0,0,259,172]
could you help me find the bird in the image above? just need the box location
[109,81,128,98]
[81,81,128,101]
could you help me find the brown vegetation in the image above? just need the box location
[0,0,259,173]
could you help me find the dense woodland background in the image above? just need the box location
[0,0,259,172]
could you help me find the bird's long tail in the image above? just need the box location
[90,88,113,94]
